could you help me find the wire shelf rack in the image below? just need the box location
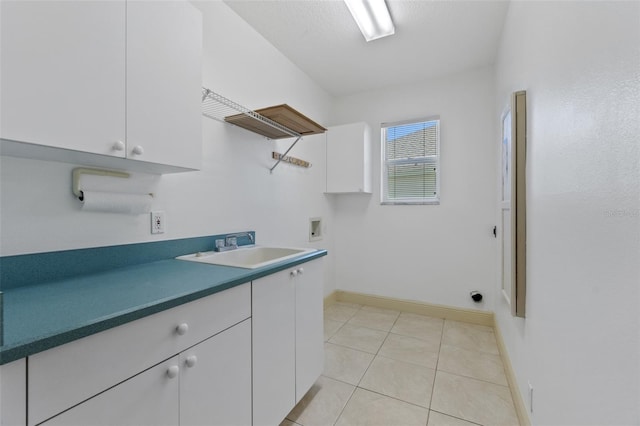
[201,88,301,139]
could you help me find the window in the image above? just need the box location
[381,117,440,204]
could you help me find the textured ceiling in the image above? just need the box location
[223,0,510,97]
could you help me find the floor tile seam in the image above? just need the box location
[388,329,444,343]
[434,369,514,393]
[353,385,432,411]
[351,330,392,388]
[344,319,395,334]
[434,364,509,388]
[439,339,501,356]
[324,340,379,358]
[428,408,484,426]
[374,353,437,374]
[324,320,348,341]
[439,342,504,357]
[347,308,402,335]
[426,318,446,412]
[324,339,381,356]
[330,377,359,426]
[318,373,361,390]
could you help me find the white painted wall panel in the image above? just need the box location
[330,67,497,311]
[494,2,640,424]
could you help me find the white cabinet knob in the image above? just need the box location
[297,267,304,275]
[290,269,298,277]
[176,323,189,335]
[132,145,144,155]
[112,140,125,151]
[166,365,179,379]
[185,355,198,368]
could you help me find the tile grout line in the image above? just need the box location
[429,408,484,426]
[331,310,401,425]
[426,317,446,419]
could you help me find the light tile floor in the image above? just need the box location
[283,302,519,426]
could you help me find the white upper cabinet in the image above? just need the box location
[126,1,202,170]
[326,122,372,193]
[0,0,202,172]
[0,1,127,157]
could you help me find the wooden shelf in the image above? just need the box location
[201,88,326,172]
[225,104,326,140]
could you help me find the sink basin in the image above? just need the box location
[176,245,315,269]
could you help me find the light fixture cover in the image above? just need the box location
[344,0,395,42]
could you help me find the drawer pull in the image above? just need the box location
[185,355,198,368]
[290,269,298,277]
[297,267,304,275]
[166,365,179,379]
[176,323,189,335]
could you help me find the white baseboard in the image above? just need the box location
[493,319,531,426]
[327,290,494,326]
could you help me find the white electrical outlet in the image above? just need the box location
[151,211,165,234]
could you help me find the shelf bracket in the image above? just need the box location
[270,136,302,174]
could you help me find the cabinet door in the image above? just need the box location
[252,270,296,426]
[0,359,26,426]
[126,0,202,169]
[0,1,126,156]
[180,319,252,426]
[295,259,325,402]
[42,357,180,426]
[326,122,372,193]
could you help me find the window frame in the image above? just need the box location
[380,116,441,205]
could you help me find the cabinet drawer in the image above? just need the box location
[28,283,250,426]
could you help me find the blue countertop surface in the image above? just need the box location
[0,249,326,365]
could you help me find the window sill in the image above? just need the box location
[381,199,440,206]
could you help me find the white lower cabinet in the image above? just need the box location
[0,359,27,426]
[294,259,324,402]
[42,357,181,426]
[42,319,252,426]
[30,283,251,426]
[179,319,252,426]
[252,258,324,426]
[252,268,296,426]
[9,257,324,426]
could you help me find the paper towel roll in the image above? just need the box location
[81,191,153,215]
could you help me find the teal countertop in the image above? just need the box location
[0,244,326,365]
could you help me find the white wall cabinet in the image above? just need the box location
[326,122,372,194]
[252,258,324,426]
[0,0,202,172]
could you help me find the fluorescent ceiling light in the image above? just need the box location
[344,0,395,42]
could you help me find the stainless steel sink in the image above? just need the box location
[176,245,315,269]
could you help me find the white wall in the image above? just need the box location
[330,66,498,311]
[0,1,337,295]
[494,2,640,424]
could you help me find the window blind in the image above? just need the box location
[382,118,440,204]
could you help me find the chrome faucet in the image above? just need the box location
[215,232,255,252]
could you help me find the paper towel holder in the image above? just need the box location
[72,167,149,201]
